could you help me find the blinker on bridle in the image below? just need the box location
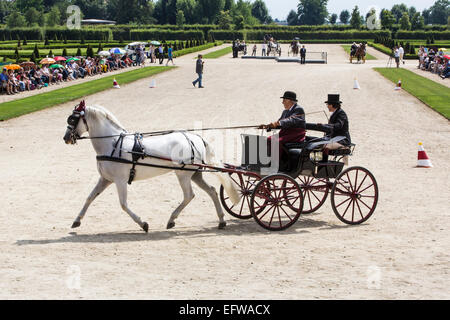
[67,102,89,143]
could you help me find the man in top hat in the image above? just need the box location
[319,94,351,164]
[259,91,306,167]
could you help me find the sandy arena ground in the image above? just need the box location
[1,44,449,299]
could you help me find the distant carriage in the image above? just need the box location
[350,43,366,64]
[267,40,281,57]
[289,38,300,57]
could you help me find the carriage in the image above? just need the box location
[267,40,281,57]
[65,102,378,233]
[238,43,247,55]
[218,125,378,231]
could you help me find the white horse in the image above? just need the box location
[63,101,240,233]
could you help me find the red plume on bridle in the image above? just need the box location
[75,100,86,112]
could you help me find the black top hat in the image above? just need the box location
[325,94,342,105]
[280,91,298,102]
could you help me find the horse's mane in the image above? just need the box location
[86,105,126,131]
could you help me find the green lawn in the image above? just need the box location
[0,66,173,121]
[342,45,377,60]
[201,46,232,59]
[374,68,450,119]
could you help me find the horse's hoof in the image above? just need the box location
[142,222,149,233]
[218,222,226,230]
[72,221,81,229]
[167,222,175,230]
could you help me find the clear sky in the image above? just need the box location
[260,0,438,21]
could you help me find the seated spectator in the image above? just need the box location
[1,67,13,95]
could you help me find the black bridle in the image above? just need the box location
[66,109,89,144]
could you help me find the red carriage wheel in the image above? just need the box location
[250,174,304,231]
[331,167,378,225]
[220,173,263,220]
[296,176,330,214]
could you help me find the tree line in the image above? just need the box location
[287,0,449,28]
[0,0,273,28]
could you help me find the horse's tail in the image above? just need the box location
[204,141,240,206]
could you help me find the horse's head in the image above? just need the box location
[63,100,89,145]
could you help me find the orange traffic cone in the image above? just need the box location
[394,79,402,90]
[353,78,360,90]
[416,143,433,168]
[113,78,120,89]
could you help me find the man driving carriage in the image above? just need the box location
[258,92,351,171]
[258,91,306,169]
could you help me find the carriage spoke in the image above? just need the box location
[354,170,359,194]
[351,199,355,222]
[355,174,368,193]
[358,183,375,194]
[335,197,352,209]
[341,199,354,219]
[279,204,294,221]
[358,197,373,210]
[306,190,313,210]
[277,206,282,228]
[355,199,365,220]
[345,173,355,192]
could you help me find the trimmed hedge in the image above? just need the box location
[394,31,450,40]
[129,29,204,41]
[0,27,113,41]
[211,30,391,41]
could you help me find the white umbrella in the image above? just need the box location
[98,51,111,56]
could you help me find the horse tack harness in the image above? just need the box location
[99,132,208,185]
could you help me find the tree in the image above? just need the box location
[234,15,244,30]
[391,4,408,23]
[297,0,329,25]
[217,10,232,29]
[232,0,258,26]
[329,13,337,24]
[399,12,411,30]
[176,0,199,24]
[429,0,450,25]
[224,0,234,11]
[14,0,44,12]
[176,10,185,27]
[350,6,361,29]
[408,6,417,21]
[422,8,431,25]
[86,45,94,58]
[0,0,13,24]
[6,12,27,28]
[33,44,40,59]
[339,10,350,24]
[45,6,61,27]
[380,9,395,30]
[251,0,271,24]
[74,0,108,19]
[411,12,424,30]
[198,0,225,24]
[25,8,41,27]
[287,9,298,26]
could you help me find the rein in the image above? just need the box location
[77,111,329,141]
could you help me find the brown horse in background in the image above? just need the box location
[350,43,366,64]
[289,41,299,57]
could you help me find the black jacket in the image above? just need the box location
[196,59,203,74]
[300,48,306,56]
[327,108,351,146]
[279,104,306,129]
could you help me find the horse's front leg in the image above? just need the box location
[72,177,112,229]
[115,181,149,232]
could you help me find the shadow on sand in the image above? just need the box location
[16,212,366,246]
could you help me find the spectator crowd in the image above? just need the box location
[0,43,173,96]
[417,46,450,80]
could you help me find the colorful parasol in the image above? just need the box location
[40,58,56,65]
[54,56,67,61]
[50,64,64,69]
[4,64,21,70]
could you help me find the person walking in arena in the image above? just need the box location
[192,54,204,88]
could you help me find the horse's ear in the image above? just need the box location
[76,100,86,112]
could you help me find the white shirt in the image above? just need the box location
[399,47,404,55]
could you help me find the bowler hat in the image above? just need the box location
[325,94,342,105]
[280,91,298,102]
